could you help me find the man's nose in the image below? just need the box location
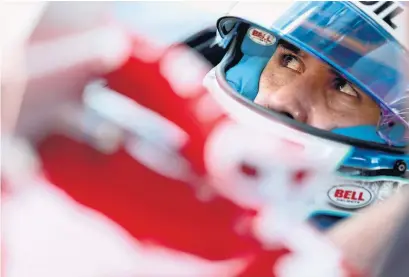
[255,75,323,124]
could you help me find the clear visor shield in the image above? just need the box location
[218,1,409,148]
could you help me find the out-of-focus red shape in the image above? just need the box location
[33,36,363,276]
[3,14,364,273]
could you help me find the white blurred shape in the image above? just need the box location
[1,2,47,133]
[27,24,130,78]
[160,46,211,98]
[1,2,47,48]
[112,2,236,46]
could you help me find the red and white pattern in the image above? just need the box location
[2,27,364,277]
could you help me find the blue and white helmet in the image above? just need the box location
[204,1,409,229]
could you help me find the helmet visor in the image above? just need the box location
[218,1,409,148]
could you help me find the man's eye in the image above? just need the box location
[281,54,303,73]
[333,77,358,98]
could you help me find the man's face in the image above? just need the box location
[255,40,381,130]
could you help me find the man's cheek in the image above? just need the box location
[328,96,361,114]
[331,99,378,126]
[308,112,337,131]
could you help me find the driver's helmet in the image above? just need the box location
[204,1,409,228]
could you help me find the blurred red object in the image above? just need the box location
[2,26,364,277]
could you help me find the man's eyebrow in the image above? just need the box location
[278,40,303,56]
[329,68,344,78]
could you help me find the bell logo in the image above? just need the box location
[328,185,374,209]
[248,27,276,46]
[333,189,365,201]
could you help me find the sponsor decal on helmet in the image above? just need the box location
[357,1,404,30]
[248,27,276,46]
[327,184,374,209]
[353,1,407,48]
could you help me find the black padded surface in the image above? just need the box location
[182,27,227,67]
